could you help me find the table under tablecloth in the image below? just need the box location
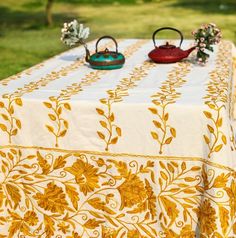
[0,39,236,237]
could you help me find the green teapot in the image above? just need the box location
[85,36,125,70]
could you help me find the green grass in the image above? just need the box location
[0,0,235,80]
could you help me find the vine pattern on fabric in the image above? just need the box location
[96,55,155,151]
[0,41,116,144]
[149,61,191,154]
[230,125,236,151]
[203,42,232,158]
[0,40,98,87]
[0,61,85,144]
[0,63,44,87]
[43,40,148,148]
[43,71,104,147]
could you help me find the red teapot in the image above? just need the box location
[148,27,196,63]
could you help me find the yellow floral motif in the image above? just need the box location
[7,210,38,237]
[23,211,39,226]
[149,61,191,154]
[64,159,100,195]
[203,41,232,158]
[117,174,146,209]
[34,182,69,214]
[156,160,235,237]
[58,222,70,234]
[0,147,235,237]
[194,199,217,235]
[97,58,155,151]
[101,225,118,238]
[179,225,195,238]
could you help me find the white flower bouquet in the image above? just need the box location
[61,20,90,47]
[192,23,222,64]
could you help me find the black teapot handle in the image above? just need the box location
[95,35,118,53]
[152,27,183,48]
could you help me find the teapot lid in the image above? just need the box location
[96,48,119,57]
[159,42,176,49]
[92,35,125,60]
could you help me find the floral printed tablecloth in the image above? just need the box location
[0,39,236,238]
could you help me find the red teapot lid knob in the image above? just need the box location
[159,41,176,49]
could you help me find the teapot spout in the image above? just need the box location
[84,44,90,62]
[184,46,196,57]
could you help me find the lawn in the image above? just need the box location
[0,0,235,80]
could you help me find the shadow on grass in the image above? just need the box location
[169,0,236,14]
[0,6,82,31]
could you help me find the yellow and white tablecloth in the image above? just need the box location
[0,39,236,238]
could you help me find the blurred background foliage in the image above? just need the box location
[0,0,235,79]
